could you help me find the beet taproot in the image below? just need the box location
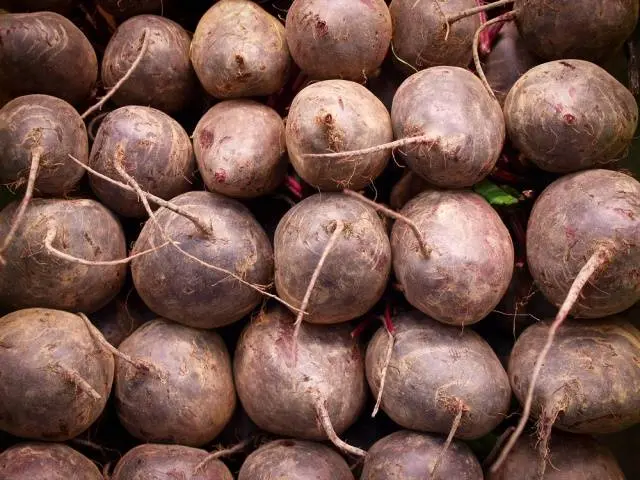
[191,0,291,99]
[0,308,114,440]
[193,100,286,198]
[88,105,195,218]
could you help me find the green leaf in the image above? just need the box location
[473,180,520,206]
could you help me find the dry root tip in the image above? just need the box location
[193,439,252,474]
[447,0,515,24]
[431,400,466,479]
[52,363,101,400]
[372,327,395,418]
[314,397,367,458]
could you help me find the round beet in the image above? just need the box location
[0,12,97,105]
[0,198,126,313]
[131,191,273,328]
[286,80,393,191]
[362,430,483,480]
[191,0,291,99]
[527,169,640,318]
[112,444,233,480]
[285,0,391,81]
[0,94,88,195]
[392,190,514,325]
[389,0,481,71]
[391,67,505,187]
[0,443,103,480]
[234,305,366,441]
[504,60,638,173]
[96,0,170,19]
[239,439,353,480]
[101,15,196,113]
[193,100,286,198]
[88,106,195,218]
[0,308,114,440]
[274,193,391,324]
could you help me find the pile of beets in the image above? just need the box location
[0,0,639,479]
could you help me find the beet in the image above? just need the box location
[0,443,103,480]
[0,308,114,440]
[285,0,392,81]
[504,60,638,173]
[131,191,274,328]
[362,430,483,480]
[0,12,97,105]
[392,190,514,325]
[191,0,291,99]
[0,198,126,313]
[239,439,354,480]
[193,100,287,198]
[391,66,505,187]
[274,193,391,324]
[88,105,195,218]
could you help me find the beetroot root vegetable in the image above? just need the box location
[193,100,286,198]
[0,198,126,313]
[361,430,483,480]
[239,439,354,480]
[191,0,291,99]
[0,308,114,441]
[131,191,274,328]
[392,190,514,325]
[89,106,195,218]
[366,311,511,440]
[389,0,481,71]
[0,443,103,480]
[274,193,391,324]
[504,60,638,173]
[0,12,97,105]
[112,444,233,480]
[101,15,196,113]
[286,80,393,190]
[285,0,391,81]
[391,66,505,188]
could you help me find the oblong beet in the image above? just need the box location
[527,170,640,318]
[509,318,640,435]
[112,444,233,480]
[366,311,511,439]
[504,60,638,173]
[391,67,505,188]
[234,305,366,440]
[239,439,354,480]
[392,190,514,326]
[0,308,114,441]
[361,430,483,480]
[0,12,97,105]
[0,443,103,480]
[131,191,273,328]
[0,198,127,313]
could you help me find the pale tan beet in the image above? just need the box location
[0,94,88,195]
[0,198,126,313]
[392,190,514,325]
[234,305,366,440]
[504,60,638,173]
[285,0,391,81]
[286,80,393,190]
[366,311,511,439]
[89,106,195,218]
[131,191,274,328]
[274,193,391,324]
[0,443,103,480]
[391,67,505,188]
[0,309,114,441]
[361,430,483,480]
[0,12,97,105]
[389,0,481,71]
[112,444,233,480]
[115,319,236,446]
[193,100,286,198]
[191,0,291,99]
[102,15,197,113]
[239,439,354,480]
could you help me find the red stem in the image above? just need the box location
[383,303,395,335]
[285,175,303,199]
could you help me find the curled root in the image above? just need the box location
[314,396,367,458]
[51,363,101,400]
[431,399,466,479]
[193,439,252,474]
[447,0,515,24]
